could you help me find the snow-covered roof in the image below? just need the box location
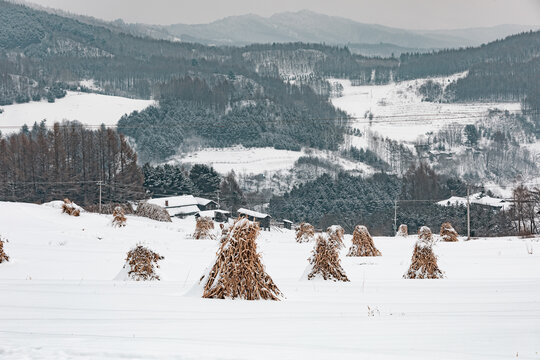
[147,195,215,209]
[237,208,271,219]
[167,205,201,216]
[197,209,230,218]
[437,193,510,210]
[283,219,293,223]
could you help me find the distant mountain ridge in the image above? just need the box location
[163,10,536,51]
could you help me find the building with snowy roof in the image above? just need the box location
[237,208,271,231]
[437,193,510,211]
[147,195,218,217]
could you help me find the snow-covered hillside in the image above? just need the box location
[0,91,155,134]
[330,74,522,144]
[0,201,539,359]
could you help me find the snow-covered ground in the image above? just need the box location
[168,145,373,175]
[0,91,154,134]
[330,75,522,144]
[0,201,539,359]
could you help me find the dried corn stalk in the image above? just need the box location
[404,226,444,279]
[396,224,408,237]
[135,202,171,222]
[124,245,164,281]
[440,222,459,242]
[347,225,381,257]
[193,217,215,239]
[307,228,349,282]
[112,206,127,227]
[62,198,80,217]
[0,236,9,263]
[295,222,315,243]
[202,217,282,300]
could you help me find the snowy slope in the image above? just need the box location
[0,91,155,134]
[169,145,374,175]
[330,75,522,144]
[0,201,539,359]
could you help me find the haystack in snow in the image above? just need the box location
[347,225,381,257]
[440,222,459,242]
[296,222,315,243]
[112,206,127,227]
[193,216,215,239]
[404,226,444,279]
[62,198,80,217]
[396,224,408,237]
[122,245,164,281]
[201,217,282,300]
[326,225,345,249]
[135,202,171,222]
[307,231,349,282]
[0,236,9,263]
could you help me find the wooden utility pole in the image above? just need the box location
[467,187,471,240]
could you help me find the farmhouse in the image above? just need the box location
[437,192,510,211]
[195,209,231,223]
[237,208,271,231]
[147,195,217,217]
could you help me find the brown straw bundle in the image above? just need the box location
[404,226,444,279]
[62,198,80,217]
[124,245,164,281]
[440,222,459,242]
[295,222,315,243]
[347,225,381,257]
[0,236,9,263]
[202,217,282,300]
[307,228,349,282]
[193,216,215,239]
[135,202,172,222]
[396,224,408,237]
[112,206,127,227]
[326,225,345,249]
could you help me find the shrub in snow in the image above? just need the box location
[86,203,134,215]
[295,222,315,243]
[200,217,282,300]
[307,227,349,282]
[0,235,9,263]
[135,202,171,222]
[404,226,444,279]
[193,217,214,239]
[347,225,381,257]
[123,245,164,281]
[112,206,127,227]
[396,224,408,237]
[62,198,80,217]
[440,222,459,242]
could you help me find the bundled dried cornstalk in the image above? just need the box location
[347,225,381,257]
[396,224,408,237]
[202,217,282,300]
[295,222,315,243]
[123,245,164,281]
[326,225,345,249]
[0,235,9,263]
[135,202,171,222]
[440,222,459,242]
[62,198,80,217]
[112,206,127,227]
[404,226,444,279]
[193,217,215,239]
[307,227,349,282]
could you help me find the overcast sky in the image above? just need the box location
[25,0,540,29]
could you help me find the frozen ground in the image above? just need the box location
[0,201,539,359]
[329,75,522,144]
[0,91,154,134]
[169,145,373,175]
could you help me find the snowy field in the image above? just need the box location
[0,91,154,134]
[330,74,522,144]
[0,201,539,359]
[169,145,373,175]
